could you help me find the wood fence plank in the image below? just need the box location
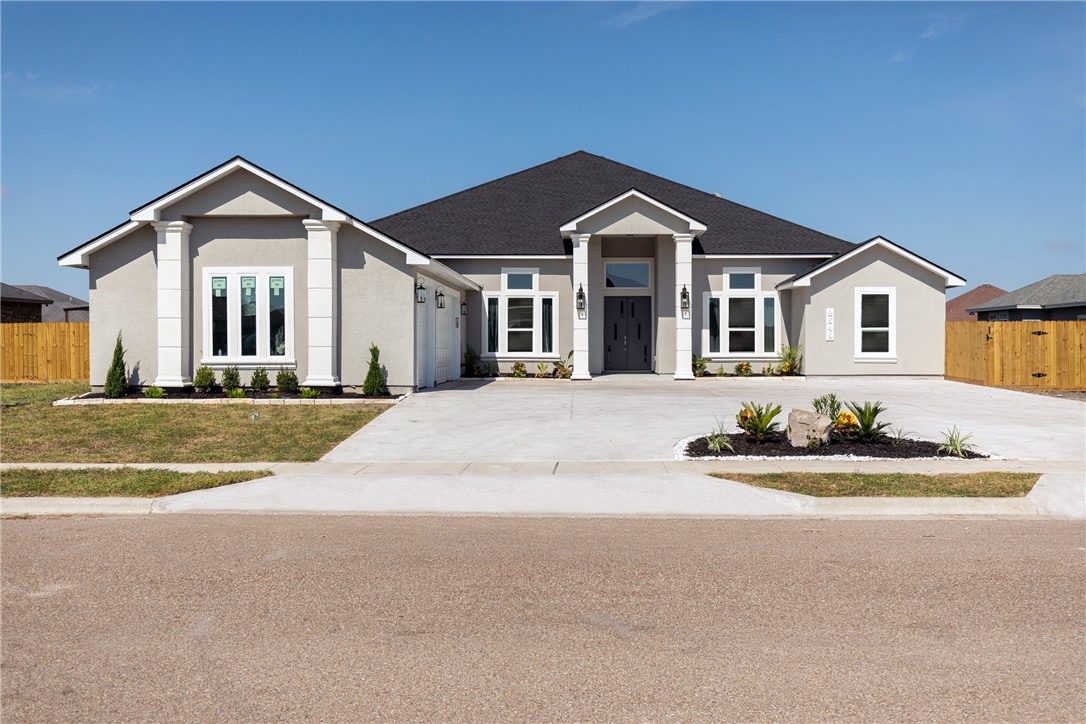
[0,322,90,383]
[945,320,1086,390]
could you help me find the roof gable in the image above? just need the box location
[368,151,855,257]
[778,236,966,290]
[559,188,708,237]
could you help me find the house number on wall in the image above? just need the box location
[825,308,835,341]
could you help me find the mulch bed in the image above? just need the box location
[686,433,988,459]
[84,389,397,400]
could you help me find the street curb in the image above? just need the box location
[1,497,152,516]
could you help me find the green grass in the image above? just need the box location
[714,472,1041,498]
[0,382,384,463]
[0,467,272,497]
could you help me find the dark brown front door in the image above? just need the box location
[604,296,652,371]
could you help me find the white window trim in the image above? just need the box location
[483,268,559,359]
[724,267,761,292]
[854,287,897,361]
[603,258,654,296]
[201,266,295,366]
[702,290,780,359]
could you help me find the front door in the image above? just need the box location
[604,296,652,370]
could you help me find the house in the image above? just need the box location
[58,152,965,392]
[9,285,89,323]
[967,274,1086,321]
[1,283,52,323]
[946,284,1007,322]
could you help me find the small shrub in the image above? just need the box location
[104,332,129,398]
[483,361,498,378]
[889,425,916,446]
[299,387,321,399]
[812,393,842,420]
[736,401,783,442]
[193,365,216,393]
[773,345,802,376]
[844,400,891,442]
[268,392,281,399]
[692,355,708,377]
[511,361,527,378]
[535,361,550,378]
[716,365,726,377]
[552,351,574,379]
[938,426,975,458]
[226,387,246,398]
[143,386,166,399]
[250,367,270,392]
[706,416,735,454]
[363,344,388,396]
[734,361,753,377]
[463,346,481,378]
[220,366,242,391]
[276,368,300,394]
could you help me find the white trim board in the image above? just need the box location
[778,236,966,290]
[560,189,708,236]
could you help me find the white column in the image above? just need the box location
[571,233,592,380]
[303,219,340,387]
[674,232,695,380]
[153,221,192,387]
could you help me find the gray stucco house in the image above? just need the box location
[59,152,965,392]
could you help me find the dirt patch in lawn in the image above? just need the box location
[686,434,988,459]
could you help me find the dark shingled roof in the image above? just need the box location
[968,274,1086,312]
[368,151,855,257]
[11,285,89,322]
[1,283,52,304]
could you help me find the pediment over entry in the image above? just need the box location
[559,189,708,238]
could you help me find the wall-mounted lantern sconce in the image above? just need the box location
[435,286,446,309]
[576,283,586,311]
[415,281,426,304]
[680,285,690,311]
[460,300,468,316]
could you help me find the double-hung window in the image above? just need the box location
[854,287,896,359]
[484,268,558,357]
[705,269,778,356]
[204,267,294,364]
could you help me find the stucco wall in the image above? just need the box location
[88,225,158,386]
[159,169,321,220]
[338,224,416,389]
[801,246,947,375]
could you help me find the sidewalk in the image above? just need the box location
[2,466,1082,519]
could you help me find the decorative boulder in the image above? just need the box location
[788,408,833,448]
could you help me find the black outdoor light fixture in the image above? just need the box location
[461,299,468,316]
[680,284,690,311]
[435,286,446,309]
[576,283,586,311]
[415,280,426,303]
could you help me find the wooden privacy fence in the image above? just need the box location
[0,323,90,383]
[945,320,1086,390]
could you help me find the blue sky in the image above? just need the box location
[3,1,1083,300]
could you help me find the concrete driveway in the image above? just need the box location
[323,376,1086,463]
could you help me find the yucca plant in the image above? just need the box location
[735,401,783,442]
[774,345,803,376]
[844,400,891,442]
[812,393,842,420]
[938,426,975,458]
[706,416,735,454]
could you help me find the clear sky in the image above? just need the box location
[3,1,1083,300]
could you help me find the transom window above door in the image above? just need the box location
[605,262,651,289]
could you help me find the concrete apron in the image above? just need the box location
[5,471,1078,520]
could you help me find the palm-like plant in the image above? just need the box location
[736,401,783,442]
[844,400,891,442]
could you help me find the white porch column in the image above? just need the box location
[674,232,695,380]
[153,221,193,387]
[303,219,340,387]
[571,233,592,380]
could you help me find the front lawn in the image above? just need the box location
[715,472,1041,498]
[0,382,384,463]
[1,467,271,497]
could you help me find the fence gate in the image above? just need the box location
[1,322,91,383]
[945,321,1085,390]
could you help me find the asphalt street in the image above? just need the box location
[3,515,1083,721]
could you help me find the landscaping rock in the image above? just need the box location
[787,408,833,448]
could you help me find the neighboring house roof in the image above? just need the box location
[946,284,1007,321]
[967,274,1086,313]
[0,283,52,305]
[776,236,966,290]
[369,151,856,257]
[10,285,89,322]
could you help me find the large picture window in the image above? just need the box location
[854,287,896,359]
[484,268,558,357]
[203,268,293,364]
[705,269,778,356]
